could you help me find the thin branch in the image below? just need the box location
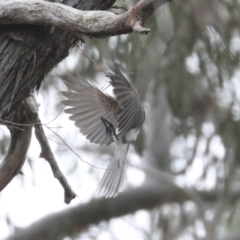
[0,112,108,170]
[45,125,107,170]
[34,117,77,204]
[0,0,171,38]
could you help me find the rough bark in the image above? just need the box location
[0,0,170,37]
[0,0,170,118]
[0,0,115,118]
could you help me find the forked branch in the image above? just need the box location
[0,96,76,203]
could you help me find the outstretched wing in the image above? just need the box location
[62,74,118,146]
[108,64,143,136]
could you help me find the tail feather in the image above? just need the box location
[97,142,129,198]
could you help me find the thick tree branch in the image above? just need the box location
[34,119,76,204]
[0,0,170,37]
[5,184,240,240]
[0,96,38,191]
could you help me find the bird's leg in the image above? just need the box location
[101,117,111,135]
[101,117,118,140]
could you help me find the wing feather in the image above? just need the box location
[62,74,118,146]
[64,105,99,115]
[108,64,143,135]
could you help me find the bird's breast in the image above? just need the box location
[123,128,139,143]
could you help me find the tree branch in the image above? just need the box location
[5,184,240,240]
[34,119,77,204]
[0,95,38,191]
[0,96,77,203]
[0,0,171,37]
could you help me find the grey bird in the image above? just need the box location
[61,65,145,198]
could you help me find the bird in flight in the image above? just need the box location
[62,64,145,198]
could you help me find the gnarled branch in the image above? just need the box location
[0,0,171,37]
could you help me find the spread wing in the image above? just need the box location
[61,74,118,146]
[108,64,143,136]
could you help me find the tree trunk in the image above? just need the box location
[0,0,115,117]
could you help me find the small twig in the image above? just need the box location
[45,125,107,170]
[1,108,108,170]
[44,106,66,125]
[132,22,150,34]
[34,116,77,204]
[77,45,107,76]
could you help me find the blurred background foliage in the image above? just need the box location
[2,0,240,239]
